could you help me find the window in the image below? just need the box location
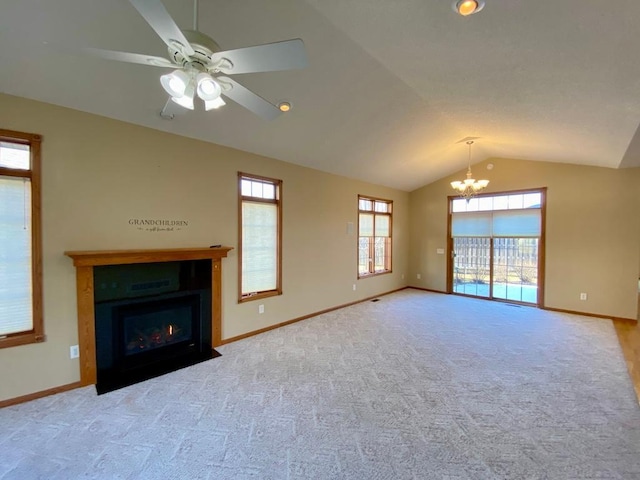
[238,173,282,301]
[358,195,392,277]
[0,129,43,348]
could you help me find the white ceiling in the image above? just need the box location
[1,0,639,191]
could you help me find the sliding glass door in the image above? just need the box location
[449,190,545,306]
[492,237,539,303]
[452,237,491,297]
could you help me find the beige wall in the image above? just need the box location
[409,157,640,320]
[0,94,410,401]
[3,92,638,402]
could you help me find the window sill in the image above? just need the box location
[0,332,45,349]
[358,270,392,279]
[238,289,282,304]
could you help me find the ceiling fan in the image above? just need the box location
[85,0,308,120]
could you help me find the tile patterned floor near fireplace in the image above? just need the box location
[1,290,639,479]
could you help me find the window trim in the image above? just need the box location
[237,172,283,303]
[358,194,393,278]
[0,129,44,349]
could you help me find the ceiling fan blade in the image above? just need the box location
[212,39,308,75]
[217,76,282,120]
[128,0,195,57]
[82,47,174,67]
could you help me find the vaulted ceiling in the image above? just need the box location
[1,0,639,191]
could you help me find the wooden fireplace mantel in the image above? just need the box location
[65,247,233,386]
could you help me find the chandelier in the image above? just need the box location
[450,140,489,200]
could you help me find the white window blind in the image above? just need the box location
[451,212,492,237]
[492,210,540,237]
[359,213,373,236]
[0,175,33,336]
[375,215,390,237]
[451,209,540,237]
[241,201,277,295]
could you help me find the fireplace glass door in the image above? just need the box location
[119,294,199,369]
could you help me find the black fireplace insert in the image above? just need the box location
[94,260,219,394]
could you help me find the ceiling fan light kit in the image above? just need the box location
[453,0,485,16]
[161,68,224,110]
[86,0,308,119]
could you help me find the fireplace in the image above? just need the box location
[65,247,232,391]
[92,260,218,394]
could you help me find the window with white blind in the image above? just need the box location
[238,173,282,302]
[0,130,43,348]
[358,195,392,277]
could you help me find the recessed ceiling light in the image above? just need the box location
[453,0,485,16]
[278,101,291,112]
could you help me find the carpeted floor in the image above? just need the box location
[1,289,639,479]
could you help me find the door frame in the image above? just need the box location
[446,187,547,307]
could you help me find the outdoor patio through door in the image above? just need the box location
[453,237,539,304]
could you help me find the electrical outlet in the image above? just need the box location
[353,284,356,291]
[258,304,265,314]
[70,345,79,359]
[580,293,587,301]
[417,273,421,280]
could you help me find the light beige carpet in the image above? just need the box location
[1,289,639,479]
